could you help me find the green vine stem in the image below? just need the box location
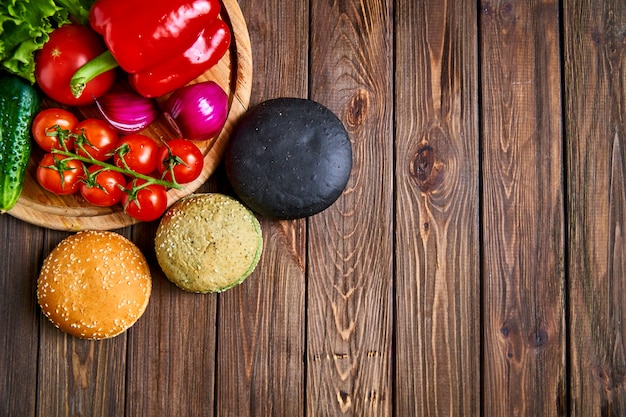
[51,147,183,191]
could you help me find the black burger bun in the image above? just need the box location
[224,98,352,219]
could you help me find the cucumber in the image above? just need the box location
[0,73,41,212]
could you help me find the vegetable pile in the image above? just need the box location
[0,0,231,221]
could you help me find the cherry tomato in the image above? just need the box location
[122,179,168,222]
[36,153,84,195]
[80,165,126,207]
[74,119,119,161]
[34,24,115,106]
[157,139,204,184]
[114,134,159,175]
[31,108,78,152]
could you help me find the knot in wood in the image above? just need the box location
[482,1,515,31]
[346,89,369,129]
[528,327,549,349]
[500,1,514,19]
[410,145,442,193]
[411,146,434,182]
[480,2,493,17]
[606,31,625,61]
[590,28,626,62]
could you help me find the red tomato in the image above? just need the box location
[31,108,78,152]
[34,24,115,106]
[36,153,84,195]
[122,179,168,222]
[74,119,119,161]
[114,134,159,175]
[157,139,204,184]
[80,165,126,207]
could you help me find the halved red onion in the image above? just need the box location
[94,90,158,133]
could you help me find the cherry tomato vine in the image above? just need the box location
[33,110,204,221]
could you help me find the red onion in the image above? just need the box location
[94,90,158,133]
[163,81,229,141]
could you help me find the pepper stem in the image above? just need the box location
[70,50,120,98]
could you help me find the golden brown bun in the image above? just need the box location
[37,231,152,340]
[155,193,263,293]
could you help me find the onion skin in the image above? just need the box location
[164,81,228,141]
[94,90,158,133]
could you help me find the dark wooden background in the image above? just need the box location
[2,0,626,416]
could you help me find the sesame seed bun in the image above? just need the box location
[37,230,152,340]
[155,193,263,293]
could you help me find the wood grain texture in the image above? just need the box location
[0,216,43,417]
[5,1,626,415]
[123,219,219,417]
[306,0,393,415]
[394,0,481,416]
[215,1,308,416]
[480,1,566,416]
[563,0,626,415]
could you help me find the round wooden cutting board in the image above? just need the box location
[7,0,252,231]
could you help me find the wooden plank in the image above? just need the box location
[563,0,626,415]
[0,216,43,417]
[215,0,309,415]
[124,219,219,416]
[36,229,128,417]
[306,0,393,415]
[394,0,481,415]
[479,1,566,416]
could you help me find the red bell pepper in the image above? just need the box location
[70,0,231,98]
[129,19,231,98]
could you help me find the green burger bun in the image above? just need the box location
[155,193,263,293]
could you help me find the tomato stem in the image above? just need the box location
[70,50,120,98]
[51,148,183,190]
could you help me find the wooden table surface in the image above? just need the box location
[2,0,626,416]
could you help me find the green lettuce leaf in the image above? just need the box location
[0,0,95,83]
